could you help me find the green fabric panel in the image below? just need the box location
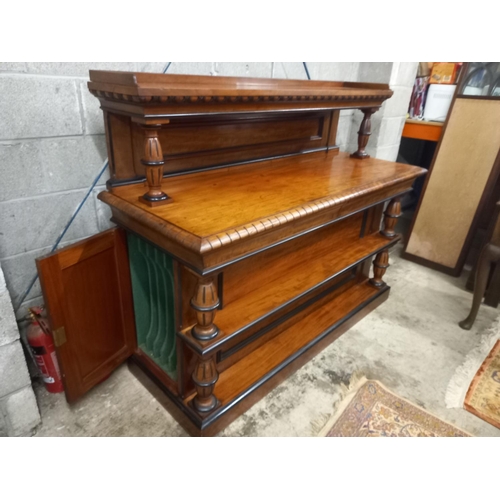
[127,233,177,380]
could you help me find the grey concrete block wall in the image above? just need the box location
[0,263,40,436]
[2,385,40,436]
[0,136,107,202]
[0,76,83,139]
[0,265,19,347]
[0,62,414,435]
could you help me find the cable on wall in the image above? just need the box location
[303,62,311,80]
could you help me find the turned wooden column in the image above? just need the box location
[192,355,219,413]
[191,276,220,341]
[350,107,378,160]
[381,197,402,238]
[139,125,171,207]
[369,250,389,287]
[190,275,220,413]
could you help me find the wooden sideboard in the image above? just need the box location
[36,71,425,436]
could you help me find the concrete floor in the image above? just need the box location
[33,243,500,437]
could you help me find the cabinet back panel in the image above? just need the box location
[109,111,334,181]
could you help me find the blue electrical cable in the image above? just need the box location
[16,62,173,312]
[303,62,311,80]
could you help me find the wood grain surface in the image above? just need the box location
[100,152,424,258]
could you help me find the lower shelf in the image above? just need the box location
[130,278,389,436]
[214,280,381,403]
[182,279,389,435]
[182,232,399,356]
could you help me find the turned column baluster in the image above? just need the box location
[190,274,220,413]
[192,355,219,413]
[381,197,402,239]
[139,125,171,207]
[350,107,378,160]
[190,275,220,341]
[369,250,389,287]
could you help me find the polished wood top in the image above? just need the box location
[88,71,392,101]
[99,152,425,256]
[88,71,393,119]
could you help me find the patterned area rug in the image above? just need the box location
[445,317,500,410]
[464,340,500,429]
[317,378,469,437]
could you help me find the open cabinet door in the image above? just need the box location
[36,228,137,402]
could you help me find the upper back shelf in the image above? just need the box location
[87,70,393,201]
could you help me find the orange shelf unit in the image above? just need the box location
[402,119,443,142]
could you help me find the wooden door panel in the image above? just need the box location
[36,228,136,402]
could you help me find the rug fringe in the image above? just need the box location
[445,316,500,409]
[312,371,367,436]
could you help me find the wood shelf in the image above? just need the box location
[197,280,387,413]
[181,229,399,354]
[102,151,424,271]
[109,152,423,240]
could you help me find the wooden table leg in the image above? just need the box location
[460,243,500,330]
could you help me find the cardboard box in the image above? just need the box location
[430,63,458,84]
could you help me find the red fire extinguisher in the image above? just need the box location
[27,307,64,393]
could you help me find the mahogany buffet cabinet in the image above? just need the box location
[36,71,425,436]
